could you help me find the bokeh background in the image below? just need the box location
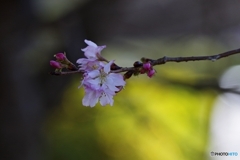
[1,0,240,160]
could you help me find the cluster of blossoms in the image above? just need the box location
[76,40,126,107]
[50,39,156,107]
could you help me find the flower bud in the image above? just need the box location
[133,61,142,67]
[143,62,151,70]
[54,53,67,61]
[147,69,155,78]
[50,60,62,69]
[110,63,122,70]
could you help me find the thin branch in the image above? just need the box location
[111,48,240,73]
[110,67,136,73]
[152,48,240,65]
[50,70,82,76]
[51,48,240,75]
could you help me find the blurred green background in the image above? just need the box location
[1,0,240,160]
[46,76,216,160]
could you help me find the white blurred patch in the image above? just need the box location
[208,65,240,160]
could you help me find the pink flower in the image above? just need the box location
[80,61,125,107]
[86,61,125,91]
[77,40,107,71]
[81,39,106,59]
[77,40,126,107]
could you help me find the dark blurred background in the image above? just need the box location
[1,0,240,160]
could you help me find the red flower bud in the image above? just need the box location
[147,69,155,78]
[50,60,62,69]
[143,62,151,70]
[54,53,66,61]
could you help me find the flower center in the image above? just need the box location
[99,70,107,85]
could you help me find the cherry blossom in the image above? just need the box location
[77,40,126,107]
[80,61,125,107]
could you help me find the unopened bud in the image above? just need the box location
[50,60,62,69]
[143,62,151,70]
[111,63,122,70]
[133,61,142,67]
[147,69,155,78]
[54,53,67,61]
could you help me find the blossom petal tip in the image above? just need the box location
[84,39,97,47]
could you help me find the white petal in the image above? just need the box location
[82,87,100,107]
[104,60,114,73]
[105,77,119,91]
[84,39,97,47]
[89,92,100,107]
[82,89,93,107]
[100,93,113,106]
[87,78,100,86]
[97,45,106,53]
[76,58,83,64]
[81,47,87,52]
[100,95,108,106]
[109,73,126,86]
[88,70,100,78]
[84,49,98,58]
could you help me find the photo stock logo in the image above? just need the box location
[210,151,238,157]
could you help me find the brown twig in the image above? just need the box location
[50,70,82,76]
[51,48,240,75]
[111,48,240,73]
[152,48,240,65]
